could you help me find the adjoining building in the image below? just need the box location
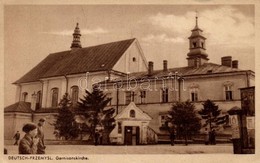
[4,16,254,145]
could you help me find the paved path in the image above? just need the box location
[5,144,233,154]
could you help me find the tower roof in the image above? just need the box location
[73,23,81,36]
[189,14,205,39]
[187,13,208,67]
[71,23,82,49]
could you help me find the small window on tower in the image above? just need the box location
[201,42,204,48]
[193,42,196,48]
[132,57,136,62]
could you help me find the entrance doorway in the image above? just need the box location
[124,126,140,145]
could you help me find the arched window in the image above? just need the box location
[191,88,198,102]
[224,85,233,100]
[71,86,79,106]
[51,88,59,107]
[36,91,42,110]
[130,110,135,118]
[22,92,28,102]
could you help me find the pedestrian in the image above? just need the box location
[170,129,176,146]
[19,123,39,154]
[99,131,103,145]
[211,129,216,145]
[94,131,100,146]
[13,131,20,145]
[37,118,46,154]
[204,128,209,145]
[4,148,8,154]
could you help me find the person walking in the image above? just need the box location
[13,131,20,145]
[19,123,39,154]
[204,128,209,145]
[94,128,100,146]
[37,118,46,154]
[211,129,216,145]
[170,129,176,146]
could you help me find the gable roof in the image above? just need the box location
[14,38,136,84]
[115,102,152,121]
[4,102,32,113]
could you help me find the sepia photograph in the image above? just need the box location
[1,0,259,162]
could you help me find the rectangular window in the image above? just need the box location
[125,91,135,105]
[162,88,168,103]
[118,122,122,134]
[191,92,198,101]
[106,93,112,105]
[160,115,167,127]
[140,90,146,104]
[225,86,233,100]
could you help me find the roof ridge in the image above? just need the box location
[47,38,136,56]
[14,38,136,84]
[80,38,136,49]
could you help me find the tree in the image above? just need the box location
[53,93,80,140]
[77,86,115,144]
[167,100,201,145]
[198,99,227,131]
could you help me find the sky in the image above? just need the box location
[4,5,255,107]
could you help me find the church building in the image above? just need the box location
[4,16,254,145]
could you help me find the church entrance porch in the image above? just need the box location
[109,102,157,145]
[124,126,140,145]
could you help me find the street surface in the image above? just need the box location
[5,144,233,154]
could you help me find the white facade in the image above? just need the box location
[109,102,157,145]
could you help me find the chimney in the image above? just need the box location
[148,61,154,76]
[221,56,232,67]
[232,60,238,68]
[31,92,37,111]
[163,60,168,72]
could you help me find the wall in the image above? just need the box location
[105,73,248,106]
[104,78,179,106]
[18,82,42,103]
[67,72,108,101]
[113,41,147,73]
[4,113,32,145]
[45,78,62,108]
[180,74,248,102]
[41,71,109,108]
[34,113,57,140]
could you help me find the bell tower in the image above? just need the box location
[70,23,82,49]
[187,13,209,67]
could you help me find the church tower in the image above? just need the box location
[187,14,209,67]
[70,23,82,49]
